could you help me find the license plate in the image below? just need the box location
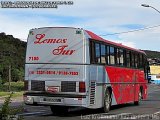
[40,97,62,103]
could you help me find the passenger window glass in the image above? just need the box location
[90,41,95,63]
[116,48,124,66]
[106,46,110,64]
[101,45,106,64]
[139,54,143,69]
[119,49,124,66]
[116,48,120,65]
[126,51,131,67]
[137,54,140,68]
[131,52,135,68]
[95,43,100,63]
[110,47,115,65]
[135,54,138,68]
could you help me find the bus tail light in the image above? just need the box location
[79,82,86,93]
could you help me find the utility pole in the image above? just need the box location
[8,65,11,92]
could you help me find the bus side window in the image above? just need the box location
[123,49,127,67]
[137,54,140,69]
[139,54,143,69]
[131,52,135,68]
[119,49,124,66]
[116,48,120,65]
[90,41,95,63]
[126,51,131,67]
[95,43,101,63]
[100,44,106,64]
[106,45,110,64]
[135,54,138,68]
[110,46,115,65]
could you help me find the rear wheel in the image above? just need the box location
[134,89,142,105]
[50,106,68,115]
[103,89,112,113]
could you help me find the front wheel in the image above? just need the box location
[103,89,112,113]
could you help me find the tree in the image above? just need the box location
[12,68,24,82]
[0,32,26,82]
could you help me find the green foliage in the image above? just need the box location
[0,93,13,119]
[12,68,24,82]
[0,32,26,83]
[0,92,24,120]
[0,82,24,92]
[0,75,2,84]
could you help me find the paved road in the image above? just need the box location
[2,84,160,120]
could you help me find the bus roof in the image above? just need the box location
[85,30,146,55]
[29,27,145,55]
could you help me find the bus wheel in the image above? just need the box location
[50,106,68,115]
[103,89,112,113]
[134,89,142,105]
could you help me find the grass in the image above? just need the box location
[0,81,24,97]
[0,92,23,98]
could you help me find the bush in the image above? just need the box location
[0,82,24,92]
[0,92,24,120]
[0,79,2,85]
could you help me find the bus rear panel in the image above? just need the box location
[24,27,91,108]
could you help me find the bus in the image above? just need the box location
[24,27,149,114]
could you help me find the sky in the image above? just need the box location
[0,0,160,51]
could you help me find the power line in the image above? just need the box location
[99,24,160,36]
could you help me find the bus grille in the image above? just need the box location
[31,80,45,91]
[90,81,96,105]
[61,81,76,92]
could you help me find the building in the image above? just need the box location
[150,65,160,84]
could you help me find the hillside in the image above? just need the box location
[143,50,160,59]
[143,50,160,65]
[0,32,26,82]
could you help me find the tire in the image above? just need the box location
[50,106,68,115]
[103,89,112,113]
[134,89,142,105]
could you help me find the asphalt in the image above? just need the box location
[1,83,160,120]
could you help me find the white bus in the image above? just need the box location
[24,27,148,115]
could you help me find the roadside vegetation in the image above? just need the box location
[0,92,24,120]
[0,81,24,97]
[0,33,25,119]
[0,32,26,84]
